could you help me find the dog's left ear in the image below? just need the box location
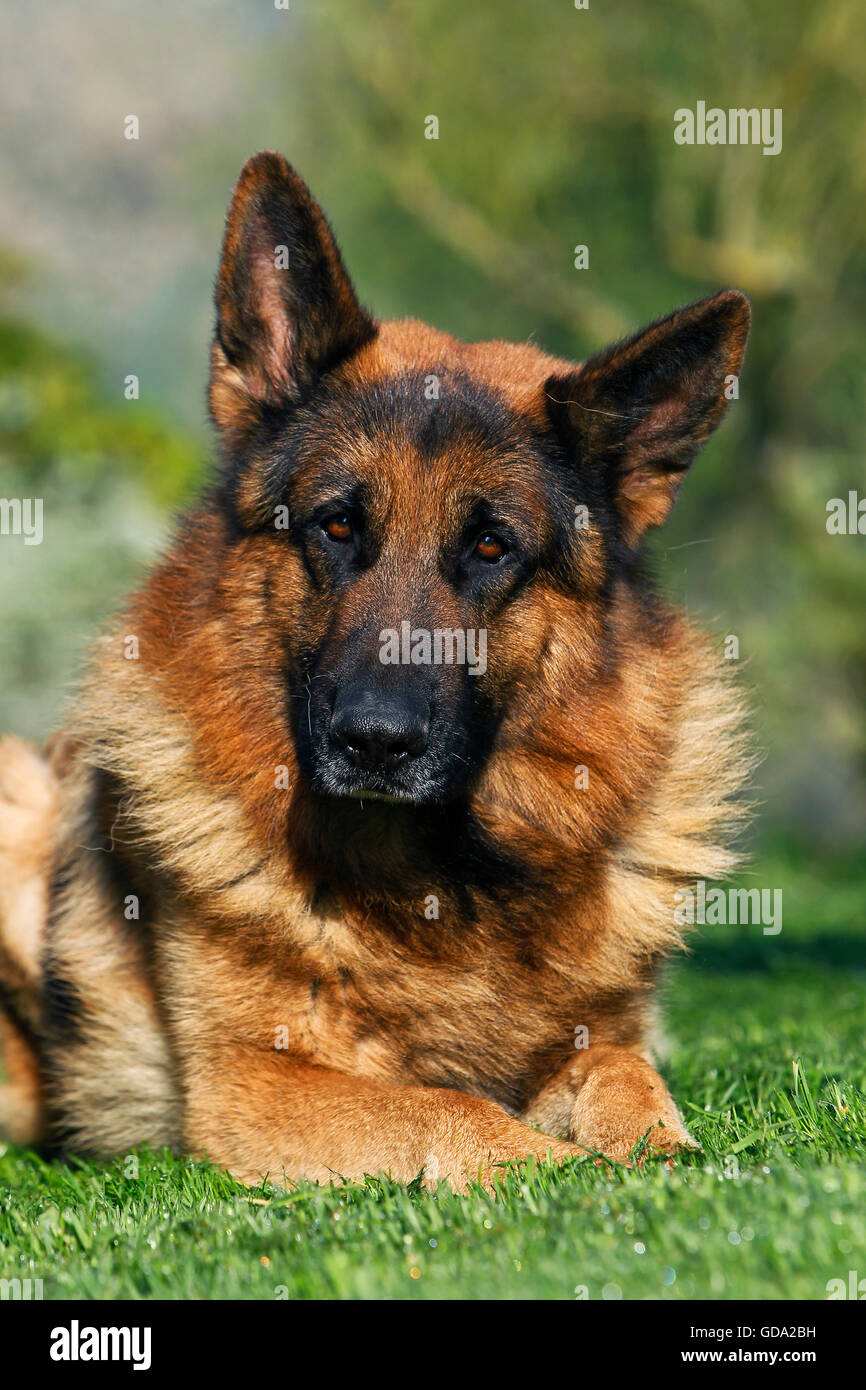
[546,290,750,543]
[209,151,375,444]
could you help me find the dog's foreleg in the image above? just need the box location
[182,1048,587,1191]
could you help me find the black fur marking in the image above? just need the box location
[41,960,85,1047]
[210,861,269,895]
[92,768,158,929]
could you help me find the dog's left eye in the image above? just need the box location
[473,532,507,563]
[322,513,353,543]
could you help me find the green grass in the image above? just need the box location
[1,844,864,1300]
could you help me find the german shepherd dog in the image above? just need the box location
[0,153,750,1189]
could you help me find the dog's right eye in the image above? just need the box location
[322,513,353,543]
[474,532,506,563]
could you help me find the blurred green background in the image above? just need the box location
[0,0,864,853]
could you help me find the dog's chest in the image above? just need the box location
[238,905,587,1109]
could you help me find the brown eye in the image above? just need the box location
[474,532,505,562]
[323,514,353,543]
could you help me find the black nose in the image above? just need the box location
[330,692,429,773]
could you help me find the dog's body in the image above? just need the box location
[0,154,750,1188]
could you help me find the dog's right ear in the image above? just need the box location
[209,152,375,445]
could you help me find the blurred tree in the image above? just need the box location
[0,263,202,736]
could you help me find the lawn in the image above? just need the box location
[1,844,863,1301]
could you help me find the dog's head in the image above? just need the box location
[208,152,749,808]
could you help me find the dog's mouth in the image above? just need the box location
[300,736,468,808]
[346,787,418,804]
[313,758,450,806]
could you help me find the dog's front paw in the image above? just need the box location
[569,1054,698,1164]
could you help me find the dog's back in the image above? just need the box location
[0,737,55,1143]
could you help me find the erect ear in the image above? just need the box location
[209,151,376,443]
[546,290,750,543]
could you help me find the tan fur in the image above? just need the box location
[0,738,56,1140]
[0,738,55,986]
